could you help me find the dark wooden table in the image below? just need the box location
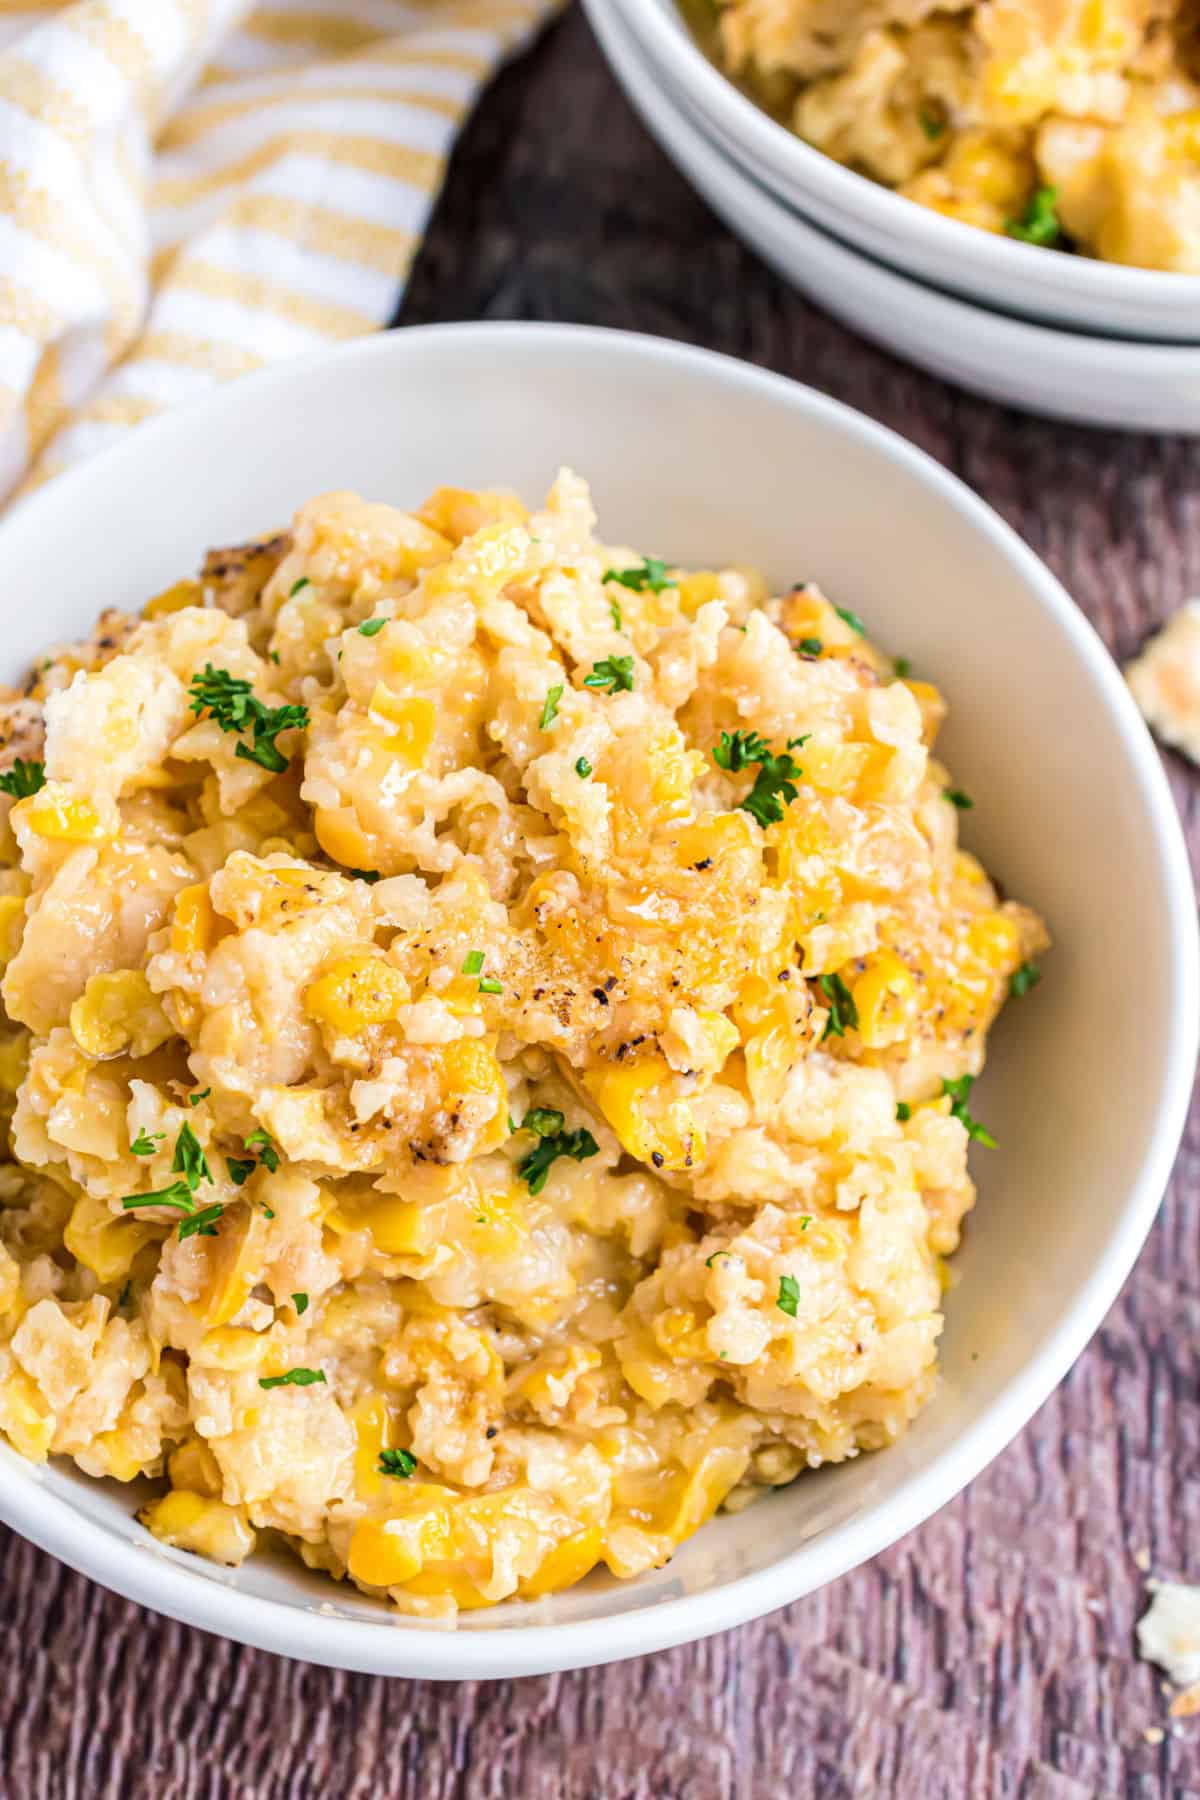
[5,11,1200,1796]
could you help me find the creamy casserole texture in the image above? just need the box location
[0,476,1045,1616]
[707,0,1200,271]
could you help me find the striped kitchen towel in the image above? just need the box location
[0,0,556,500]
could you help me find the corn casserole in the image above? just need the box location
[0,475,1046,1617]
[703,0,1200,271]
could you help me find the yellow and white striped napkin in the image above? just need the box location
[0,0,555,500]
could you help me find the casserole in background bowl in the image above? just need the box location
[606,0,1200,343]
[0,324,1194,1678]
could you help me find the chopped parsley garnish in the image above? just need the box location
[896,1101,912,1122]
[130,1128,165,1157]
[0,758,45,799]
[118,1280,133,1311]
[227,1157,255,1187]
[358,616,387,637]
[172,1121,210,1190]
[244,1129,279,1173]
[944,788,973,810]
[517,1110,599,1195]
[539,683,563,729]
[379,1448,417,1478]
[942,1074,996,1148]
[575,756,592,779]
[1010,961,1041,998]
[259,1368,326,1390]
[478,977,504,995]
[819,972,859,1040]
[583,655,635,694]
[712,730,808,829]
[705,1250,731,1268]
[348,868,381,883]
[796,637,823,657]
[289,578,311,597]
[292,1292,309,1316]
[462,950,485,975]
[835,606,866,636]
[187,664,309,774]
[609,599,623,630]
[189,1088,211,1106]
[1006,185,1062,247]
[121,1179,197,1217]
[602,557,675,595]
[178,1203,224,1241]
[893,657,912,679]
[918,104,946,141]
[777,1274,800,1318]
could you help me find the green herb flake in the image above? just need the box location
[796,637,823,657]
[517,1112,599,1195]
[178,1203,224,1242]
[379,1448,417,1478]
[130,1128,165,1157]
[539,683,564,730]
[189,1088,211,1107]
[893,657,912,679]
[478,976,504,995]
[0,758,45,800]
[292,1292,309,1316]
[121,1179,197,1217]
[227,1157,255,1187]
[944,788,973,810]
[289,578,311,597]
[118,1280,133,1312]
[461,949,485,975]
[1010,961,1041,998]
[259,1368,326,1390]
[918,103,946,141]
[712,729,808,829]
[583,655,635,694]
[835,606,866,636]
[602,557,675,595]
[187,663,309,775]
[777,1274,800,1318]
[358,616,387,637]
[1006,185,1062,248]
[942,1074,997,1148]
[172,1121,211,1191]
[575,756,593,779]
[819,972,859,1040]
[896,1101,912,1122]
[244,1128,279,1173]
[260,1203,275,1220]
[609,598,623,630]
[347,868,381,883]
[705,1251,731,1268]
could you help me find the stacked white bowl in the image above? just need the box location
[583,0,1200,431]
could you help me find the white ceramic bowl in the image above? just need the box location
[607,0,1200,342]
[586,0,1200,432]
[0,324,1194,1677]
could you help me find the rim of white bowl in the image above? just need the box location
[0,324,1195,1679]
[588,0,1200,397]
[605,0,1200,323]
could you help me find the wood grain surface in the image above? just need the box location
[4,11,1200,1797]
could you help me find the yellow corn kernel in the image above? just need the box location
[193,1203,270,1328]
[802,1223,844,1263]
[170,883,229,957]
[305,951,409,1035]
[800,742,873,796]
[0,1031,27,1091]
[69,969,173,1060]
[144,578,202,619]
[468,1185,527,1258]
[676,571,721,616]
[436,1038,509,1152]
[14,784,106,844]
[356,1195,436,1257]
[0,894,24,972]
[347,1488,456,1588]
[89,1428,147,1483]
[417,486,527,543]
[514,1343,602,1409]
[367,688,436,766]
[352,1393,392,1499]
[853,951,917,1050]
[520,1525,604,1598]
[652,1307,705,1360]
[658,1444,748,1543]
[194,1326,269,1372]
[168,1436,223,1498]
[968,911,1020,969]
[904,680,946,745]
[585,1053,703,1173]
[382,640,438,683]
[138,1489,256,1565]
[0,1369,55,1461]
[64,1192,158,1284]
[314,805,373,874]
